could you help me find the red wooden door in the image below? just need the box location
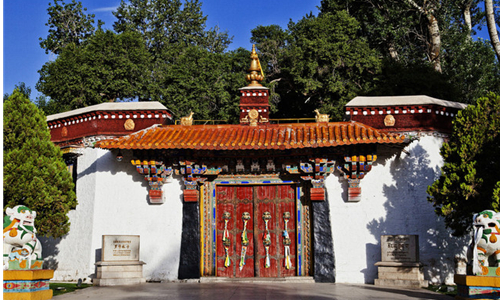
[254,185,296,277]
[216,185,296,278]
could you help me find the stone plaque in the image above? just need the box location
[102,235,140,262]
[381,235,419,262]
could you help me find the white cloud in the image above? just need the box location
[92,6,117,13]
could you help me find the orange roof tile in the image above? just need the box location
[94,122,406,150]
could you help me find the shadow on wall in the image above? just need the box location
[363,143,467,284]
[39,236,60,270]
[41,149,152,280]
[79,149,151,201]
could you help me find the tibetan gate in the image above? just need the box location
[95,45,408,281]
[215,184,296,277]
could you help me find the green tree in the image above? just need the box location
[250,25,291,111]
[37,30,151,112]
[113,0,231,55]
[158,46,248,122]
[441,32,500,103]
[428,93,500,236]
[319,0,500,104]
[112,0,233,109]
[4,90,77,238]
[39,0,99,55]
[4,82,32,100]
[319,0,422,65]
[367,60,460,100]
[285,11,381,120]
[485,0,500,61]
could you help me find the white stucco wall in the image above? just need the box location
[41,148,100,281]
[328,135,469,285]
[43,148,184,282]
[43,134,469,284]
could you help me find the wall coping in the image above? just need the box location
[346,95,467,110]
[47,101,170,122]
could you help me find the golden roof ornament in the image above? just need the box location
[245,44,264,87]
[180,111,194,126]
[314,109,330,123]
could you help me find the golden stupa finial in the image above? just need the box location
[245,44,264,87]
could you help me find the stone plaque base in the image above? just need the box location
[3,269,54,300]
[455,274,500,299]
[374,262,428,288]
[94,260,146,286]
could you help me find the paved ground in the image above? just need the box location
[53,282,454,300]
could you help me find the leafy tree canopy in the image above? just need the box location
[286,11,381,121]
[39,0,100,55]
[428,93,500,236]
[113,0,232,56]
[111,0,234,114]
[367,59,460,100]
[441,31,500,103]
[251,12,381,121]
[318,0,500,104]
[157,46,248,122]
[4,90,77,238]
[4,82,32,100]
[37,29,151,113]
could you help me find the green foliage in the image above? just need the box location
[285,11,381,120]
[39,0,99,55]
[250,25,290,112]
[249,12,381,120]
[427,93,500,236]
[320,0,424,64]
[111,0,236,120]
[320,0,500,105]
[367,60,459,100]
[4,90,77,238]
[156,46,247,122]
[441,32,500,103]
[37,30,151,112]
[4,82,32,101]
[113,0,231,55]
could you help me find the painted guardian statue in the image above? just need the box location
[3,205,43,270]
[470,210,500,275]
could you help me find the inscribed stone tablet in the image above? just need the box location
[381,235,419,262]
[102,235,140,261]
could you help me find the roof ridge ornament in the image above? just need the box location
[181,111,194,126]
[314,109,330,123]
[245,45,264,87]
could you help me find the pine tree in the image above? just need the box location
[428,93,500,236]
[4,90,77,238]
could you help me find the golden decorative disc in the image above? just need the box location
[124,119,135,131]
[248,109,259,119]
[496,267,500,276]
[61,127,68,137]
[384,114,395,127]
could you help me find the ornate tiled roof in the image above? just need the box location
[95,121,405,150]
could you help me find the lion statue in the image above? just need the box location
[3,205,43,270]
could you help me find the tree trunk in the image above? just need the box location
[405,0,442,72]
[463,0,472,34]
[427,14,442,73]
[388,43,400,61]
[485,0,500,61]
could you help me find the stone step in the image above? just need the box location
[374,278,428,288]
[96,270,144,279]
[377,271,425,281]
[200,276,315,283]
[93,277,146,286]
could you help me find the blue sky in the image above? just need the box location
[3,0,321,98]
